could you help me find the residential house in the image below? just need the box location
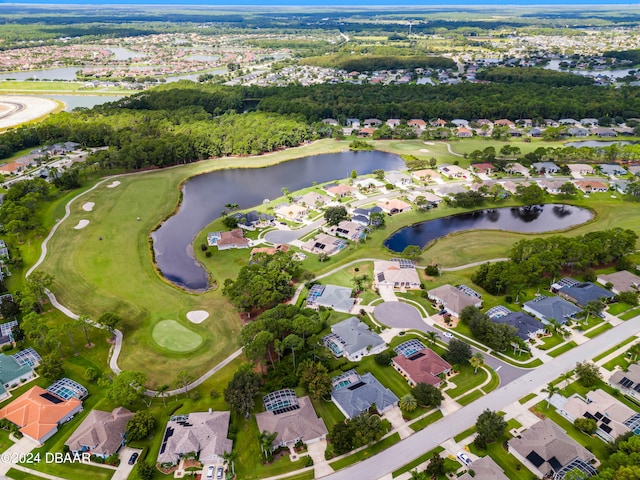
[363,118,382,128]
[384,170,412,188]
[345,118,361,128]
[434,184,468,197]
[437,164,470,179]
[492,312,544,341]
[545,119,560,127]
[494,119,515,127]
[352,177,385,191]
[580,118,599,127]
[567,164,594,175]
[508,419,597,480]
[522,295,582,325]
[531,162,560,174]
[377,198,412,215]
[597,270,640,295]
[592,127,617,137]
[427,284,482,317]
[608,362,640,401]
[529,127,543,137]
[0,319,17,349]
[553,278,614,307]
[598,164,627,176]
[0,354,37,400]
[537,180,565,195]
[559,118,580,126]
[501,181,523,195]
[211,229,250,250]
[392,343,451,387]
[231,210,274,230]
[628,165,640,176]
[65,407,134,458]
[324,184,356,198]
[326,220,365,242]
[457,127,473,138]
[357,127,376,138]
[351,206,384,226]
[451,119,469,128]
[249,244,289,260]
[411,169,442,183]
[373,259,421,290]
[459,457,509,480]
[430,118,447,128]
[408,119,427,130]
[321,118,339,126]
[300,233,346,256]
[330,370,399,419]
[323,317,386,361]
[256,390,328,449]
[274,204,309,222]
[386,119,401,128]
[470,163,494,175]
[574,180,609,193]
[476,119,494,128]
[297,192,332,209]
[557,389,640,442]
[157,411,233,466]
[306,284,355,313]
[508,128,522,137]
[567,127,589,137]
[611,180,630,194]
[505,163,530,176]
[406,191,442,206]
[0,386,83,444]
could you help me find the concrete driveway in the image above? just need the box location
[0,436,38,475]
[308,439,333,478]
[383,406,413,439]
[112,446,142,480]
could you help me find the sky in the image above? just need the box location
[0,0,636,5]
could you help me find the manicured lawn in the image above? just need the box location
[309,396,345,431]
[469,436,537,480]
[409,410,444,432]
[151,320,203,352]
[395,291,438,315]
[457,389,484,406]
[548,341,578,358]
[592,337,637,362]
[538,335,564,350]
[482,368,501,394]
[620,307,640,320]
[584,322,613,338]
[0,428,13,453]
[607,302,634,316]
[391,446,444,478]
[453,426,476,443]
[519,393,537,404]
[445,366,488,398]
[329,433,401,470]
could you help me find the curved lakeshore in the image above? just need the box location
[384,204,594,253]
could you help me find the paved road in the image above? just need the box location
[321,313,640,480]
[373,302,525,385]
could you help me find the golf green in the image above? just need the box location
[152,320,203,352]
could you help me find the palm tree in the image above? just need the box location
[470,352,484,374]
[561,370,574,389]
[511,284,526,304]
[626,343,640,362]
[581,300,605,325]
[425,331,439,347]
[546,318,561,336]
[156,384,169,407]
[541,382,559,407]
[399,393,417,412]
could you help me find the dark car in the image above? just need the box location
[128,452,139,465]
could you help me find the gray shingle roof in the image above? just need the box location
[523,296,582,324]
[314,285,355,313]
[561,282,613,307]
[331,317,385,356]
[493,312,543,340]
[255,396,328,447]
[65,407,134,456]
[331,371,399,419]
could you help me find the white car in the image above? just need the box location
[206,465,215,479]
[443,332,454,339]
[457,452,473,466]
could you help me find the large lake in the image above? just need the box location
[152,150,405,290]
[384,204,593,253]
[544,59,631,79]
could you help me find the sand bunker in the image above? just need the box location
[82,202,95,212]
[186,310,210,324]
[74,219,90,230]
[419,148,430,153]
[107,181,121,188]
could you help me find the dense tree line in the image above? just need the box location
[475,67,593,87]
[460,306,519,352]
[472,228,638,295]
[0,178,50,238]
[299,55,455,72]
[603,49,640,64]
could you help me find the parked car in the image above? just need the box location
[217,466,224,479]
[443,332,454,338]
[128,452,139,465]
[457,452,473,466]
[206,465,215,479]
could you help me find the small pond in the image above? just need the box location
[384,204,593,253]
[565,141,633,148]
